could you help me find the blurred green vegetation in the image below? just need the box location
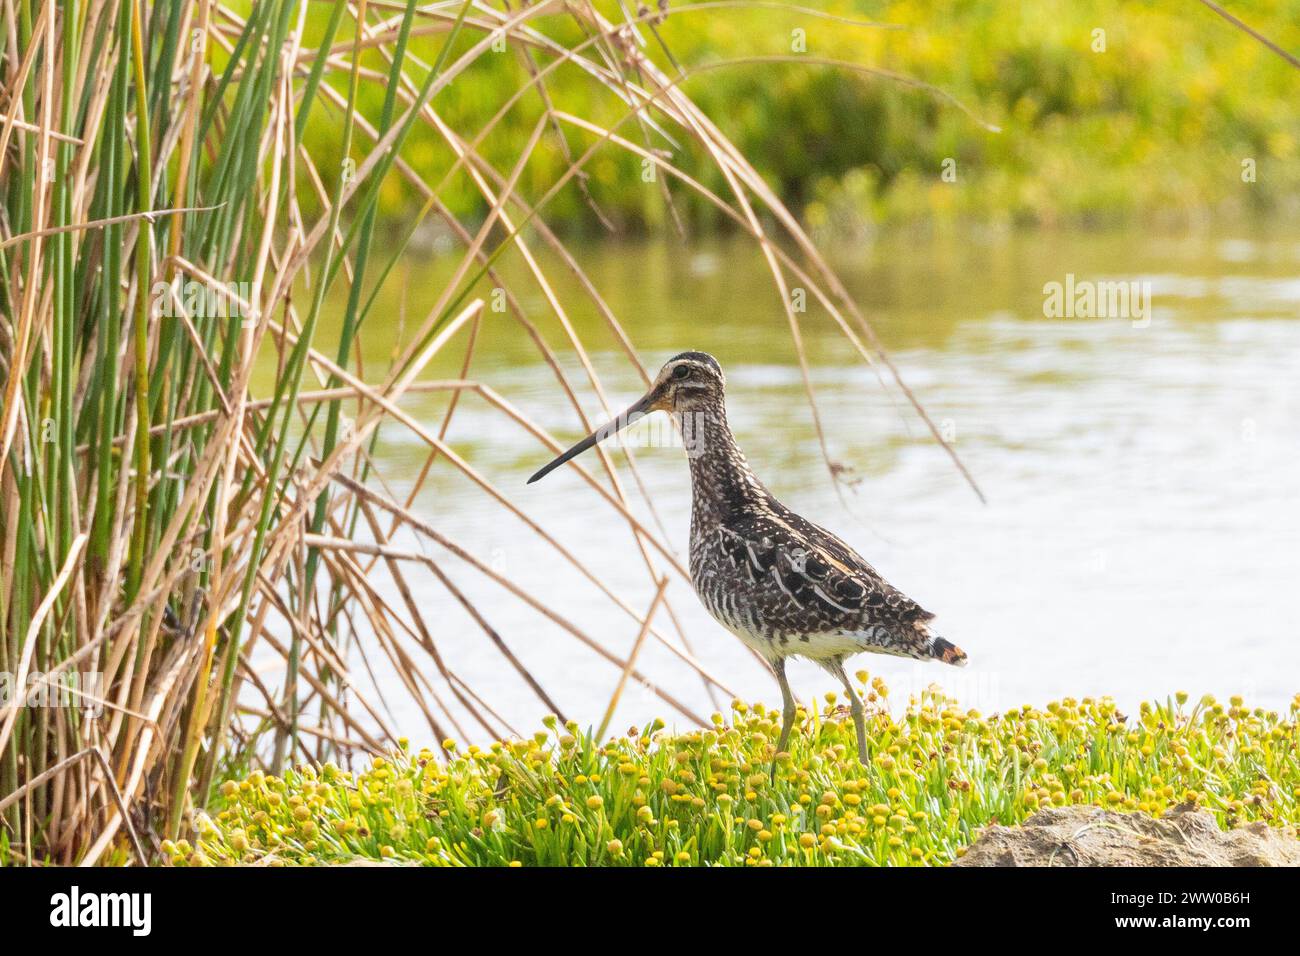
[302,1,1300,234]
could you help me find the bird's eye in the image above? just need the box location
[672,365,691,380]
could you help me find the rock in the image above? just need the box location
[953,803,1300,867]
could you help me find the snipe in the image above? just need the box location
[528,352,967,766]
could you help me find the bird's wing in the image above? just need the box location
[716,501,933,632]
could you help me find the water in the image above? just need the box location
[309,227,1300,742]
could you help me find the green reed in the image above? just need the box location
[0,0,479,863]
[1,0,1007,866]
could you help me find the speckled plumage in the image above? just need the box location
[680,362,965,671]
[529,350,967,765]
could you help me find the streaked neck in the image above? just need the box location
[682,399,765,523]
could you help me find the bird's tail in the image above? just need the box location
[932,637,968,666]
[919,623,967,667]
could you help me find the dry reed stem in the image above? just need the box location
[1,0,988,862]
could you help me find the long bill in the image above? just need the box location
[527,394,653,484]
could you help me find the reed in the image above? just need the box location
[0,0,983,865]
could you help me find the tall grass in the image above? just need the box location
[0,0,983,865]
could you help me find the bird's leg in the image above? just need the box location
[772,658,796,782]
[831,662,869,766]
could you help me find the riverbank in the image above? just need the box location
[306,0,1300,236]
[181,682,1300,866]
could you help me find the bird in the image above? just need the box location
[527,351,967,767]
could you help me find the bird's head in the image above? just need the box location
[527,351,725,484]
[644,350,726,414]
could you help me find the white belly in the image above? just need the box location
[712,616,867,665]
